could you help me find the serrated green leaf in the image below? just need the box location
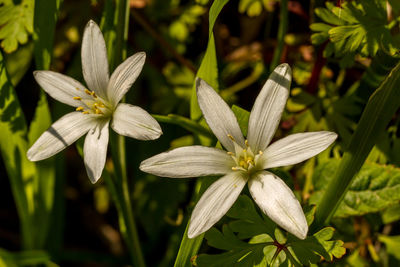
[288,227,346,264]
[0,0,33,53]
[311,160,400,218]
[198,196,344,266]
[227,195,276,239]
[313,1,391,59]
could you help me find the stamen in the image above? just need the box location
[91,91,97,98]
[82,111,89,114]
[232,167,239,171]
[85,89,92,95]
[259,150,263,155]
[227,134,235,141]
[76,107,84,111]
[75,87,80,91]
[73,96,82,100]
[227,152,234,155]
[95,109,103,114]
[245,140,249,147]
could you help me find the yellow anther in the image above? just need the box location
[83,111,89,114]
[245,140,249,147]
[259,150,263,155]
[233,184,237,188]
[73,96,82,100]
[91,91,97,98]
[227,134,235,141]
[76,107,84,111]
[85,89,92,95]
[232,167,238,171]
[95,108,103,114]
[75,87,80,90]
[227,152,234,155]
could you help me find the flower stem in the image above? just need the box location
[110,133,146,267]
[270,0,288,72]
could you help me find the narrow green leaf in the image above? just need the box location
[31,0,62,249]
[313,61,400,229]
[190,0,230,120]
[153,114,214,139]
[176,1,230,266]
[0,51,36,249]
[0,249,54,266]
[231,105,250,136]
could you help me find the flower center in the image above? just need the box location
[73,88,111,116]
[227,135,263,173]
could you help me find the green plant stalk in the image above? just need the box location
[313,62,400,230]
[110,133,146,267]
[104,0,146,265]
[270,0,288,72]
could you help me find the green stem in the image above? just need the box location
[110,134,146,267]
[270,0,288,71]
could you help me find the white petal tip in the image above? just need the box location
[275,63,292,77]
[290,223,308,240]
[86,20,97,28]
[87,170,102,184]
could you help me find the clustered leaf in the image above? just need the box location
[310,159,400,218]
[195,196,345,266]
[0,0,34,53]
[311,1,400,66]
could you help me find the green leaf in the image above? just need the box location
[0,51,36,248]
[231,105,250,137]
[153,114,214,139]
[190,0,229,120]
[312,1,391,60]
[197,196,345,266]
[0,0,34,53]
[289,227,346,264]
[311,160,400,218]
[381,204,400,224]
[313,61,400,228]
[176,1,230,266]
[378,235,400,260]
[0,248,55,266]
[29,0,62,250]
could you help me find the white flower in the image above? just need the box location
[140,64,337,239]
[27,20,162,183]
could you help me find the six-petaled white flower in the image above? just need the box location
[140,64,337,239]
[27,20,162,183]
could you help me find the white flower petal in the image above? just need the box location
[188,172,247,238]
[260,131,337,169]
[140,146,234,178]
[196,78,245,152]
[107,52,146,106]
[33,71,91,108]
[81,20,109,99]
[248,171,308,239]
[111,103,162,140]
[27,112,97,161]
[84,120,109,183]
[247,64,291,152]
